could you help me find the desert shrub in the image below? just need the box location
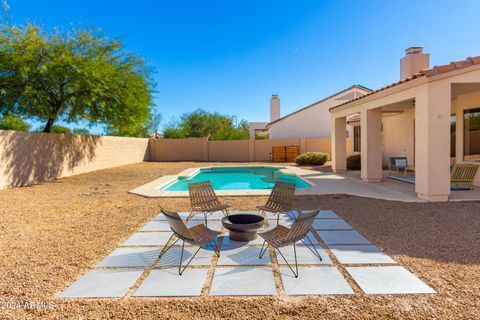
[295,152,329,166]
[347,154,361,170]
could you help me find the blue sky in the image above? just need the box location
[7,0,480,133]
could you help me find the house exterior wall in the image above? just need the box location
[382,109,415,166]
[453,90,480,186]
[269,87,369,139]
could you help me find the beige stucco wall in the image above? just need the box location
[453,90,480,186]
[0,130,149,190]
[269,87,369,139]
[382,109,415,165]
[208,140,251,162]
[149,137,208,161]
[149,137,352,163]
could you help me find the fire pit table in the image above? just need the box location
[221,214,265,242]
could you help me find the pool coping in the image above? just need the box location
[129,165,315,198]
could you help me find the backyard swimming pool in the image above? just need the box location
[162,167,311,191]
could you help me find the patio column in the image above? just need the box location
[331,116,347,172]
[360,108,382,182]
[414,82,451,201]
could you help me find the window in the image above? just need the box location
[464,108,480,161]
[353,126,361,152]
[451,115,456,159]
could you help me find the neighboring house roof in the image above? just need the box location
[267,84,372,128]
[330,56,480,112]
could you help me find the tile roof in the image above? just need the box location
[267,85,371,127]
[330,55,480,112]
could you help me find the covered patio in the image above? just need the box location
[330,50,480,201]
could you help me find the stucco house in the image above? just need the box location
[330,47,480,201]
[248,86,371,140]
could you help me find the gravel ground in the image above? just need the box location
[1,162,479,319]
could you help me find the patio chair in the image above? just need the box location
[256,181,296,225]
[389,157,408,176]
[258,209,321,278]
[187,181,230,225]
[451,164,479,190]
[160,209,221,275]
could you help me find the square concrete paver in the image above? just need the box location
[122,232,173,246]
[217,246,270,266]
[330,245,396,264]
[313,219,352,230]
[280,267,354,295]
[58,269,143,298]
[210,267,276,296]
[187,220,223,231]
[317,230,370,245]
[157,246,215,267]
[303,232,320,245]
[275,245,331,265]
[346,266,436,294]
[153,212,204,221]
[139,220,171,232]
[220,234,265,246]
[134,268,208,297]
[97,247,162,268]
[317,210,340,219]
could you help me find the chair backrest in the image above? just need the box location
[188,181,220,211]
[265,181,296,212]
[282,210,319,246]
[390,157,408,168]
[161,209,193,241]
[451,164,479,183]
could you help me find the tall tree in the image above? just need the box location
[163,109,249,140]
[0,6,155,133]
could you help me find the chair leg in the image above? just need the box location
[186,211,198,222]
[275,245,299,278]
[178,241,202,275]
[259,241,269,258]
[276,213,280,226]
[204,212,208,226]
[158,234,179,259]
[300,237,322,261]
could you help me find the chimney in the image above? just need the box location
[270,95,280,122]
[400,47,430,79]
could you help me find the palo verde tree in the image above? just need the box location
[0,4,155,133]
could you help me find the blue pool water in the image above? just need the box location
[163,167,311,191]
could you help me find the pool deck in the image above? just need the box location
[129,165,480,202]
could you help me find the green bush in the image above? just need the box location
[295,152,330,166]
[0,115,30,132]
[347,154,361,170]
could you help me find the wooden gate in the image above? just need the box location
[272,146,299,162]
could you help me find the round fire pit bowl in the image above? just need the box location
[222,214,265,242]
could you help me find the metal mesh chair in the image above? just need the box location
[258,209,321,277]
[160,209,221,275]
[187,181,230,225]
[256,181,296,224]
